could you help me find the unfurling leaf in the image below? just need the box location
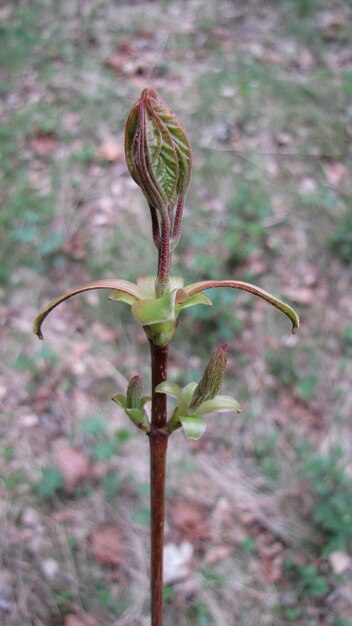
[125,88,192,220]
[112,376,150,432]
[127,375,143,408]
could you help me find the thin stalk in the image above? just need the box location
[156,218,171,297]
[148,342,169,626]
[171,196,184,249]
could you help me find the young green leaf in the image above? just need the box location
[195,395,241,416]
[125,88,192,220]
[125,408,150,432]
[179,416,207,440]
[131,287,187,326]
[156,381,188,415]
[111,394,128,409]
[109,291,138,305]
[182,382,198,406]
[176,291,212,312]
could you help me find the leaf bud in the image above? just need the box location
[125,88,192,222]
[126,375,143,409]
[190,343,228,410]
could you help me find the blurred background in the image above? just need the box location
[1,1,352,624]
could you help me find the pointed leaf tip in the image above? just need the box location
[291,312,300,334]
[33,324,44,340]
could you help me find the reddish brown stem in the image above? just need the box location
[149,203,161,248]
[156,218,171,296]
[148,342,169,626]
[171,196,184,249]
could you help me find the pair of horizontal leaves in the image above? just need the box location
[33,275,299,341]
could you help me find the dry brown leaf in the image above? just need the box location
[261,554,284,583]
[55,447,91,493]
[65,614,98,626]
[97,140,122,162]
[275,131,293,146]
[242,251,268,277]
[323,163,346,187]
[65,618,86,626]
[171,501,211,541]
[51,510,79,524]
[103,39,156,78]
[91,322,119,343]
[89,524,126,566]
[63,233,88,261]
[321,11,346,37]
[283,287,314,305]
[204,545,233,565]
[103,54,125,73]
[302,265,320,287]
[29,132,59,157]
[103,41,135,73]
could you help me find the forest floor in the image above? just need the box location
[1,1,352,625]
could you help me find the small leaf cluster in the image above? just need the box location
[112,376,151,432]
[156,344,240,439]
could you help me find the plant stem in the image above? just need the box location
[156,218,171,297]
[149,342,169,626]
